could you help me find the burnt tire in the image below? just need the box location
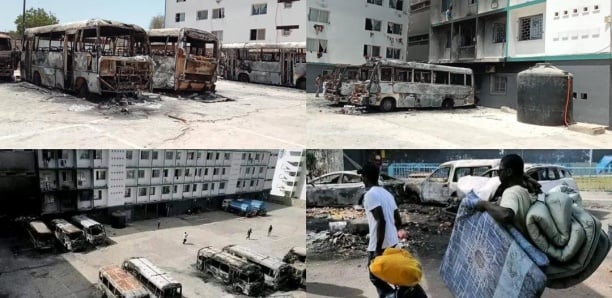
[442,98,454,109]
[238,74,250,83]
[77,82,89,99]
[33,72,41,86]
[296,78,306,90]
[379,98,395,112]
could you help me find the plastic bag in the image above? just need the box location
[369,247,422,287]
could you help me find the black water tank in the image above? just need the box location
[111,211,126,229]
[517,63,573,126]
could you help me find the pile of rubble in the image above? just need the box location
[307,230,369,260]
[306,207,365,221]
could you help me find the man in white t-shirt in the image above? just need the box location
[359,163,427,298]
[475,154,536,236]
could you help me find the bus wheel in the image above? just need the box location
[379,98,395,112]
[33,72,41,86]
[296,78,306,90]
[442,98,454,109]
[238,74,250,83]
[77,81,89,99]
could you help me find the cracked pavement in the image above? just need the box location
[0,80,307,148]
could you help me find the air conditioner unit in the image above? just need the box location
[486,65,496,73]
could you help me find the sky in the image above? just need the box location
[0,0,165,32]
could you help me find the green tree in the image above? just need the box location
[14,8,59,34]
[149,15,165,29]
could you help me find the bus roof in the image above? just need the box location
[123,257,181,290]
[71,215,102,229]
[51,219,82,234]
[99,265,150,298]
[368,59,473,74]
[148,28,217,41]
[29,221,52,234]
[0,33,11,40]
[198,246,261,273]
[221,41,306,49]
[25,19,146,36]
[223,245,287,271]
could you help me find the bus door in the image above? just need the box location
[64,31,76,89]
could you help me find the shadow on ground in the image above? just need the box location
[306,282,368,298]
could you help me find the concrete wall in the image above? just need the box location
[407,5,431,62]
[507,3,546,58]
[165,0,306,44]
[480,15,507,59]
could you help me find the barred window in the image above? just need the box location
[492,23,506,43]
[519,14,543,41]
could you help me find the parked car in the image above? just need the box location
[306,171,409,207]
[419,159,501,204]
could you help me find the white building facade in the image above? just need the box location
[38,149,278,216]
[306,0,410,91]
[164,0,306,44]
[270,149,306,200]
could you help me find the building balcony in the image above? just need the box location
[458,45,476,59]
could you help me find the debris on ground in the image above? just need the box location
[307,207,365,221]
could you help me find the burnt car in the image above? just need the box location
[306,171,410,207]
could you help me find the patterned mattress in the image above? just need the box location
[440,201,548,298]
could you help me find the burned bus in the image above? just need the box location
[221,42,306,89]
[148,28,219,92]
[222,244,292,290]
[324,64,372,104]
[122,257,182,298]
[0,32,19,80]
[22,19,153,98]
[196,246,264,296]
[98,265,150,298]
[71,215,106,246]
[282,247,306,288]
[49,219,86,251]
[26,220,55,250]
[350,59,475,112]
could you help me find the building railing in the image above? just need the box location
[457,45,476,59]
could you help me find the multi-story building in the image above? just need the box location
[0,150,39,216]
[407,0,432,61]
[164,0,306,44]
[37,150,278,218]
[306,0,410,92]
[428,0,612,126]
[270,149,306,200]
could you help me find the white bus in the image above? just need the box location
[196,246,264,296]
[324,64,372,104]
[122,257,182,298]
[26,220,55,250]
[49,219,86,251]
[350,59,475,112]
[222,244,292,290]
[98,265,150,298]
[221,42,306,89]
[71,215,106,246]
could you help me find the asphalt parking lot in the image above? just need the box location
[0,203,306,298]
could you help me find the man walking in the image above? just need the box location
[315,75,322,97]
[247,228,252,240]
[359,163,427,298]
[182,232,188,245]
[268,225,273,237]
[157,220,161,230]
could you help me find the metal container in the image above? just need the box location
[517,63,573,126]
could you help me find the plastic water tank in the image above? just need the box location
[517,63,573,125]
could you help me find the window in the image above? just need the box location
[184,185,190,192]
[212,8,225,19]
[414,69,432,83]
[127,170,135,179]
[185,169,191,177]
[490,75,507,94]
[367,0,383,5]
[193,184,197,191]
[307,38,327,54]
[429,167,450,182]
[207,152,213,160]
[163,169,169,177]
[204,168,209,175]
[94,150,102,160]
[492,23,506,43]
[250,29,266,41]
[387,22,402,35]
[260,167,264,173]
[250,180,255,187]
[150,187,156,195]
[162,186,170,194]
[166,151,173,160]
[468,0,476,6]
[220,182,225,190]
[188,152,195,160]
[97,190,102,200]
[173,185,178,193]
[213,168,219,175]
[466,74,472,86]
[216,153,220,160]
[314,174,341,184]
[152,151,158,160]
[252,3,267,15]
[174,169,181,177]
[176,152,182,160]
[203,183,209,191]
[152,169,161,178]
[395,69,411,82]
[389,0,404,11]
[236,181,241,188]
[197,10,208,20]
[139,187,147,196]
[138,170,145,178]
[242,153,246,160]
[386,47,401,59]
[434,71,449,84]
[96,170,106,180]
[224,153,230,160]
[175,13,185,22]
[211,183,215,190]
[140,151,149,160]
[125,151,132,160]
[222,168,226,175]
[365,18,382,31]
[308,8,329,23]
[519,14,543,41]
[450,73,465,85]
[125,188,131,198]
[363,45,381,57]
[381,68,393,81]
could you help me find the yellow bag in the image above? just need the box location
[369,247,423,287]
